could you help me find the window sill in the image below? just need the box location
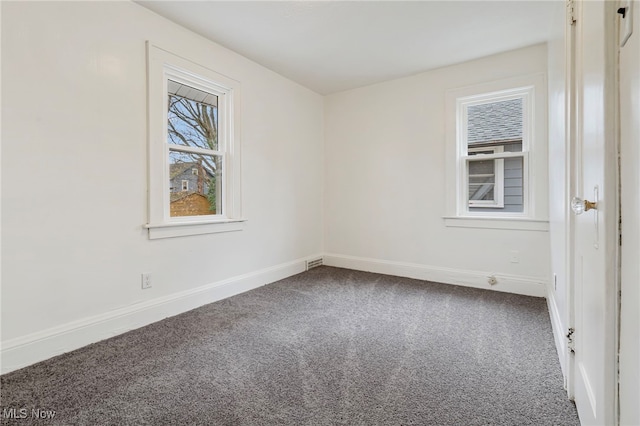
[443,216,549,231]
[145,218,246,240]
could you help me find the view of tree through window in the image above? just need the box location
[167,80,222,217]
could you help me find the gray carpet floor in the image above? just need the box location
[0,266,579,425]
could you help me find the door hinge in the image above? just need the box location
[567,0,577,26]
[567,327,576,353]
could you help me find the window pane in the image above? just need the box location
[503,141,522,152]
[468,159,496,202]
[168,80,218,151]
[169,150,222,217]
[469,156,524,213]
[467,98,522,153]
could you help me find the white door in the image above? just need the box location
[618,1,640,424]
[570,1,619,424]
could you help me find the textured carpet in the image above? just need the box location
[0,266,579,425]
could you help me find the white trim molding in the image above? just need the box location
[323,253,546,298]
[546,281,568,379]
[146,42,243,240]
[443,216,549,231]
[0,255,321,374]
[145,218,246,239]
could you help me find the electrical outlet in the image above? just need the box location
[509,250,520,263]
[141,273,152,289]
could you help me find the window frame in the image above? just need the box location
[458,90,530,217]
[145,42,244,239]
[444,74,548,231]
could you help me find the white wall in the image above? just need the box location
[546,1,570,376]
[1,1,323,372]
[324,45,550,296]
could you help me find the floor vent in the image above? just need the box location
[306,258,323,271]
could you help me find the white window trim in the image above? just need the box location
[444,73,548,231]
[145,42,244,239]
[181,180,189,191]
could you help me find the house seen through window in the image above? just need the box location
[167,80,223,218]
[462,95,527,214]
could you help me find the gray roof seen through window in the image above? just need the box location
[467,98,522,144]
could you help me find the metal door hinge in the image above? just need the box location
[567,327,576,353]
[567,0,577,26]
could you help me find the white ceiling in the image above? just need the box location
[137,1,558,95]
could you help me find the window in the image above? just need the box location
[444,74,548,231]
[146,43,243,239]
[167,80,220,217]
[463,96,525,213]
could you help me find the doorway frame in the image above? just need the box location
[563,0,622,424]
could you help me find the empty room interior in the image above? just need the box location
[1,1,639,425]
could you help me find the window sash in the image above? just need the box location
[167,148,224,217]
[462,151,526,161]
[455,90,531,217]
[462,151,527,212]
[162,72,229,222]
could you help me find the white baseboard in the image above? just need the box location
[323,253,546,297]
[1,255,318,374]
[546,283,568,378]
